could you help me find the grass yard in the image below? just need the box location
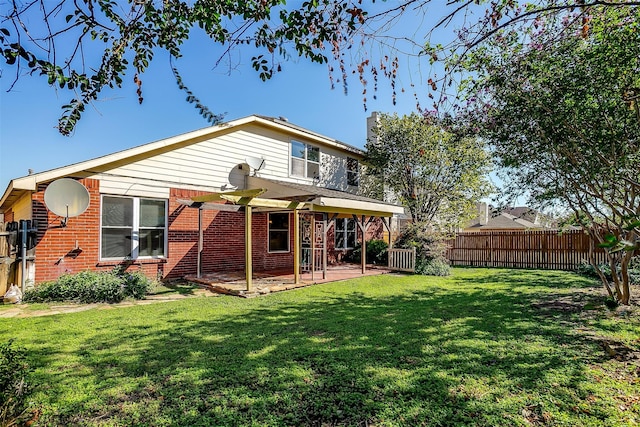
[1,268,639,426]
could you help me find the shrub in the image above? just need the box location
[417,257,451,276]
[120,271,153,299]
[395,223,451,276]
[0,339,32,427]
[346,239,389,265]
[576,257,640,284]
[23,269,152,304]
[629,256,640,285]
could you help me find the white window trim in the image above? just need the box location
[267,212,290,253]
[99,195,168,261]
[335,218,357,250]
[347,157,359,187]
[290,140,321,181]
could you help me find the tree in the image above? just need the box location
[458,6,640,304]
[0,0,369,135]
[3,0,638,135]
[365,112,492,229]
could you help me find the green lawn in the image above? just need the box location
[1,268,639,426]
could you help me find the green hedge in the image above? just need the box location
[23,269,153,304]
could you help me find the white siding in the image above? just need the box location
[87,124,359,197]
[11,193,32,220]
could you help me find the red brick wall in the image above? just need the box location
[326,217,385,264]
[165,189,294,278]
[32,178,103,282]
[30,184,298,283]
[29,182,383,284]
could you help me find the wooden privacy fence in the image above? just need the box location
[388,247,416,272]
[447,230,608,270]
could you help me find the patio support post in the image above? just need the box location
[381,217,394,269]
[381,217,393,249]
[294,209,300,284]
[197,206,203,278]
[245,205,253,291]
[311,214,315,281]
[322,214,337,280]
[353,214,367,274]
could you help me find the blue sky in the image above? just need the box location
[0,2,464,187]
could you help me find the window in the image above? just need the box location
[268,212,289,252]
[291,140,320,179]
[335,218,357,250]
[101,196,167,259]
[347,157,359,186]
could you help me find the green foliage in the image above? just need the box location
[576,260,611,281]
[345,239,388,265]
[0,340,31,427]
[576,258,640,286]
[395,222,451,276]
[111,267,154,300]
[417,257,451,276]
[459,6,640,304]
[1,269,637,426]
[365,112,492,229]
[0,0,369,135]
[23,269,153,304]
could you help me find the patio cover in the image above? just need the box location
[176,179,405,291]
[246,176,405,217]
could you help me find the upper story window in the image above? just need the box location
[347,157,359,187]
[291,140,320,180]
[101,195,167,260]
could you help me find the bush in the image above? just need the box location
[0,339,32,427]
[346,239,389,265]
[23,269,152,304]
[417,257,451,276]
[576,257,640,284]
[629,256,640,285]
[394,223,451,276]
[576,260,610,280]
[121,271,153,299]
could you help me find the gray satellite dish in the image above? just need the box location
[245,156,265,174]
[44,178,90,226]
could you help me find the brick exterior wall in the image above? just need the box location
[165,189,294,278]
[27,181,384,284]
[32,178,103,282]
[326,217,384,263]
[29,183,298,283]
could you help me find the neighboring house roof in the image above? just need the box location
[501,206,539,224]
[467,212,543,230]
[0,115,365,211]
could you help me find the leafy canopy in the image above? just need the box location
[365,112,492,228]
[458,6,640,303]
[3,0,636,134]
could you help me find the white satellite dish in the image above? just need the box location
[44,178,90,226]
[245,156,266,174]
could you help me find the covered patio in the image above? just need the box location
[185,263,394,297]
[177,177,406,295]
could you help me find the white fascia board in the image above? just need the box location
[253,117,365,157]
[313,197,406,215]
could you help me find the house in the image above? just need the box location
[0,115,405,292]
[464,202,551,232]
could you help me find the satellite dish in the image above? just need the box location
[245,156,266,174]
[44,178,90,226]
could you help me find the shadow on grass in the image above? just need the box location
[23,269,620,426]
[149,281,202,296]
